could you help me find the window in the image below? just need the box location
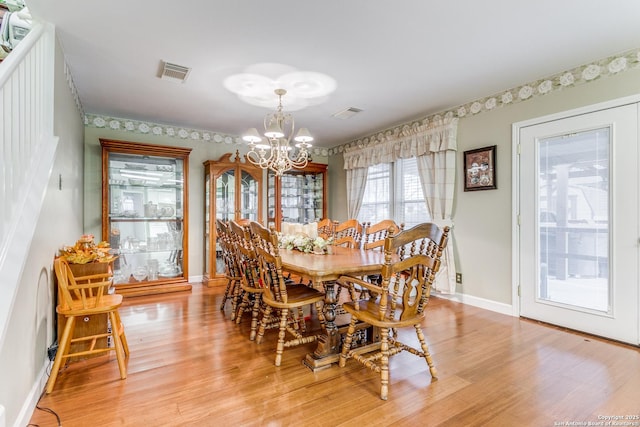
[357,157,429,228]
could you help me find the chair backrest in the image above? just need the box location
[361,220,405,252]
[317,218,334,239]
[55,258,114,312]
[332,219,363,248]
[377,223,450,321]
[229,220,260,289]
[249,221,289,303]
[217,219,241,279]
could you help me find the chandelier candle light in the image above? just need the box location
[242,88,313,176]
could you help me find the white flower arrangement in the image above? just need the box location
[278,233,333,254]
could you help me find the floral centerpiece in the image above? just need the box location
[278,233,333,254]
[59,234,116,264]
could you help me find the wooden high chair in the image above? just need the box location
[46,257,129,394]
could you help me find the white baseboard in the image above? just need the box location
[188,275,203,284]
[434,291,514,317]
[14,360,51,427]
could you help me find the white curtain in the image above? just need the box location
[343,118,458,169]
[416,150,457,294]
[346,167,369,219]
[343,117,458,294]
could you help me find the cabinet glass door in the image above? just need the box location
[216,169,236,221]
[106,153,186,285]
[240,170,259,221]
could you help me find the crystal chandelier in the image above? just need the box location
[242,88,313,176]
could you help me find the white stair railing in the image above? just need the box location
[0,22,58,350]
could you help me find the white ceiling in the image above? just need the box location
[26,0,640,148]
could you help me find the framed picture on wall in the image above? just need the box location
[463,145,497,191]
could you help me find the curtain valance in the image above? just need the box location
[343,118,458,170]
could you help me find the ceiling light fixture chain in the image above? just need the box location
[243,89,313,176]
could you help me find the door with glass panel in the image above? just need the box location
[518,103,639,344]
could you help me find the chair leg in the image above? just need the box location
[274,308,289,367]
[230,279,241,321]
[114,310,130,356]
[109,311,127,380]
[46,315,76,394]
[415,324,438,379]
[235,291,249,325]
[296,307,306,332]
[380,327,390,401]
[249,294,261,341]
[338,316,357,368]
[256,305,271,344]
[220,278,233,311]
[314,301,326,328]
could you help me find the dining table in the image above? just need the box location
[279,245,391,371]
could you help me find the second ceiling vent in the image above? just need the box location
[159,61,191,83]
[332,107,363,120]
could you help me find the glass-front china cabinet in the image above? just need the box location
[203,151,263,286]
[267,162,327,231]
[100,139,192,296]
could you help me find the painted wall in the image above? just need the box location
[329,67,640,307]
[82,129,328,280]
[0,38,85,427]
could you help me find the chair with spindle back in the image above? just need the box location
[361,220,405,252]
[229,220,265,340]
[250,221,326,366]
[232,221,309,340]
[217,219,242,319]
[332,219,363,249]
[340,219,405,302]
[317,218,334,239]
[47,257,129,394]
[337,222,450,400]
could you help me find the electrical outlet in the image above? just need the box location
[456,273,462,284]
[47,343,58,361]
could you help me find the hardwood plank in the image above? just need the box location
[29,284,640,426]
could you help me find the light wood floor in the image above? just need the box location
[29,283,640,426]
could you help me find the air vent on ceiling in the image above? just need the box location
[332,107,363,120]
[159,61,191,83]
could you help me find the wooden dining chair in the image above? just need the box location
[47,257,129,394]
[249,221,326,366]
[229,220,266,340]
[217,219,242,319]
[337,222,450,400]
[317,218,334,239]
[332,219,363,249]
[340,219,405,302]
[361,220,405,252]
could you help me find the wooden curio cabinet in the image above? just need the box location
[100,139,192,297]
[203,152,263,286]
[267,162,327,231]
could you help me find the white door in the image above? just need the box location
[518,102,639,345]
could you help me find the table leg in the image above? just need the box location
[303,281,341,371]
